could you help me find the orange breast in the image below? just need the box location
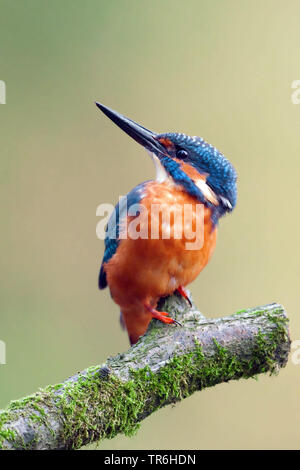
[105,179,217,311]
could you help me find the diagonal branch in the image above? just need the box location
[0,296,290,450]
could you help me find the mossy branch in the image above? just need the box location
[0,297,290,450]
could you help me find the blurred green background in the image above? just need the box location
[0,0,299,450]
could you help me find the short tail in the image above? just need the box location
[119,311,126,330]
[120,308,152,346]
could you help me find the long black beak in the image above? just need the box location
[95,102,165,155]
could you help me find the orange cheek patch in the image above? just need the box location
[157,137,175,149]
[174,159,207,181]
[174,160,218,206]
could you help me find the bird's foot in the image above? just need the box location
[144,304,182,326]
[175,286,192,307]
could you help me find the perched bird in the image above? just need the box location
[96,102,237,345]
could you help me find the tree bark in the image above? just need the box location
[0,296,290,450]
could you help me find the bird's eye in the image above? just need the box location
[176,149,188,159]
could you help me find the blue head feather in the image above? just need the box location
[157,133,237,221]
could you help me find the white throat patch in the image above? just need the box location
[147,150,169,183]
[147,151,222,207]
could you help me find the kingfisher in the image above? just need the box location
[96,102,237,345]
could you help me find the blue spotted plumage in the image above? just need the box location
[95,102,237,345]
[157,133,237,216]
[99,182,147,288]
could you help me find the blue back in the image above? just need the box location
[99,182,147,289]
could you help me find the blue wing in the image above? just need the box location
[98,182,147,289]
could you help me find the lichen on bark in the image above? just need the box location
[0,296,291,450]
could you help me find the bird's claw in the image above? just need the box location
[175,286,192,308]
[144,304,182,327]
[172,318,183,327]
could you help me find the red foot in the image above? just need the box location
[144,304,182,326]
[175,286,192,307]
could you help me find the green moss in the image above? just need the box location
[29,413,43,424]
[0,427,16,448]
[0,410,16,449]
[52,316,288,449]
[0,307,289,450]
[0,389,60,449]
